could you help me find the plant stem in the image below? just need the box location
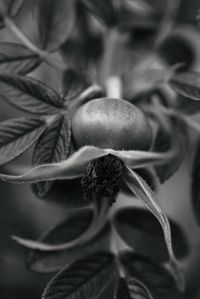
[100,29,119,87]
[4,16,66,72]
[106,76,122,98]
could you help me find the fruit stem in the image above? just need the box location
[100,28,119,86]
[106,76,122,99]
[3,16,66,72]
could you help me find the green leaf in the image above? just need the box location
[120,252,183,299]
[0,75,63,115]
[0,43,40,75]
[27,210,111,273]
[191,139,200,225]
[41,252,116,299]
[0,0,24,28]
[153,118,188,183]
[170,72,200,101]
[0,117,46,165]
[114,277,154,299]
[123,167,184,291]
[35,0,76,52]
[113,207,189,262]
[32,115,71,198]
[59,69,92,102]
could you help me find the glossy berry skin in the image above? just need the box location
[72,98,153,151]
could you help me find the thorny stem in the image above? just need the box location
[4,16,66,72]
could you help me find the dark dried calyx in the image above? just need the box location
[81,154,123,205]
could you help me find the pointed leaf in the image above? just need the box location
[0,117,46,165]
[114,207,189,262]
[0,75,63,115]
[0,43,40,75]
[0,0,24,28]
[170,72,200,101]
[123,167,184,291]
[121,168,158,197]
[191,139,200,225]
[41,252,116,299]
[32,115,71,197]
[153,118,188,183]
[114,277,154,299]
[35,0,76,52]
[0,146,108,183]
[59,69,92,102]
[27,210,111,273]
[120,252,183,299]
[111,147,178,169]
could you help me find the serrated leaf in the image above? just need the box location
[0,0,24,28]
[170,72,200,101]
[153,117,188,183]
[35,0,76,52]
[59,69,91,102]
[0,43,40,75]
[42,252,116,299]
[114,277,154,299]
[191,139,200,225]
[0,75,63,115]
[120,252,183,299]
[32,115,71,198]
[114,207,189,262]
[0,117,46,165]
[27,209,111,273]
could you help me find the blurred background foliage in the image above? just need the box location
[1,0,200,298]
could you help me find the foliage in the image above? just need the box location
[0,0,200,298]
